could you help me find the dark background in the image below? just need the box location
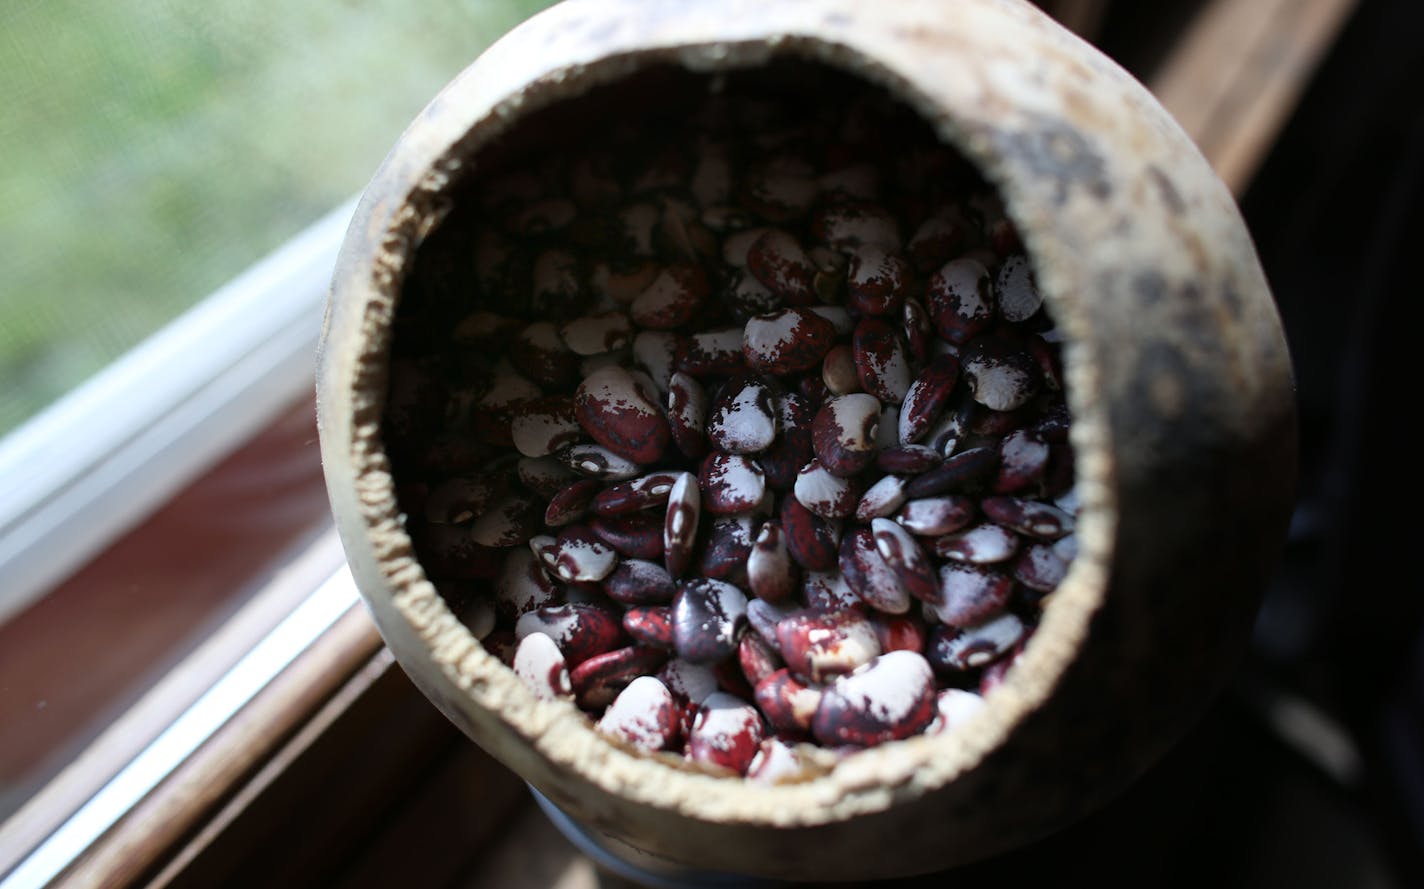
[916,1,1424,886]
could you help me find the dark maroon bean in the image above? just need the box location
[575,365,670,465]
[978,638,1029,694]
[929,688,987,734]
[592,472,680,516]
[424,475,505,524]
[663,472,700,578]
[845,245,910,316]
[545,478,603,527]
[632,330,683,394]
[518,456,579,498]
[560,312,634,356]
[927,257,993,344]
[776,609,881,683]
[969,401,1037,438]
[962,334,1041,411]
[902,447,1000,499]
[933,563,1014,627]
[852,317,913,405]
[742,308,838,375]
[797,373,831,414]
[747,597,799,650]
[754,669,822,734]
[561,443,643,482]
[920,396,975,456]
[570,645,668,709]
[738,632,784,688]
[1012,542,1070,592]
[980,496,1074,540]
[596,676,681,752]
[780,495,842,571]
[907,210,969,273]
[932,522,1020,564]
[747,520,799,603]
[898,354,961,444]
[535,525,619,583]
[839,528,911,615]
[810,200,899,251]
[746,229,816,304]
[515,602,625,668]
[1034,397,1072,444]
[760,393,813,490]
[726,268,782,318]
[871,613,927,654]
[988,215,1022,258]
[512,632,573,701]
[508,322,580,389]
[707,377,778,455]
[590,511,665,559]
[801,570,858,613]
[672,578,749,664]
[871,518,938,603]
[699,451,767,515]
[993,429,1050,493]
[1043,443,1076,499]
[895,495,976,536]
[902,296,933,365]
[995,254,1042,323]
[495,548,559,617]
[604,559,676,605]
[855,474,908,521]
[623,605,676,649]
[877,444,943,474]
[630,262,710,329]
[698,515,757,586]
[811,394,881,478]
[666,371,709,460]
[1026,333,1063,393]
[812,651,936,747]
[712,656,756,702]
[658,658,719,706]
[678,327,747,377]
[687,693,765,775]
[927,614,1025,671]
[469,493,543,547]
[793,459,861,520]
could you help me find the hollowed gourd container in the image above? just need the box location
[316,0,1297,880]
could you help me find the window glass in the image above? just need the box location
[0,0,552,845]
[0,0,553,435]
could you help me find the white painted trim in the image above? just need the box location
[0,197,358,625]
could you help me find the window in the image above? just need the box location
[0,0,552,874]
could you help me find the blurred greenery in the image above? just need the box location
[0,0,553,436]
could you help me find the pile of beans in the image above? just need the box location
[385,71,1077,781]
